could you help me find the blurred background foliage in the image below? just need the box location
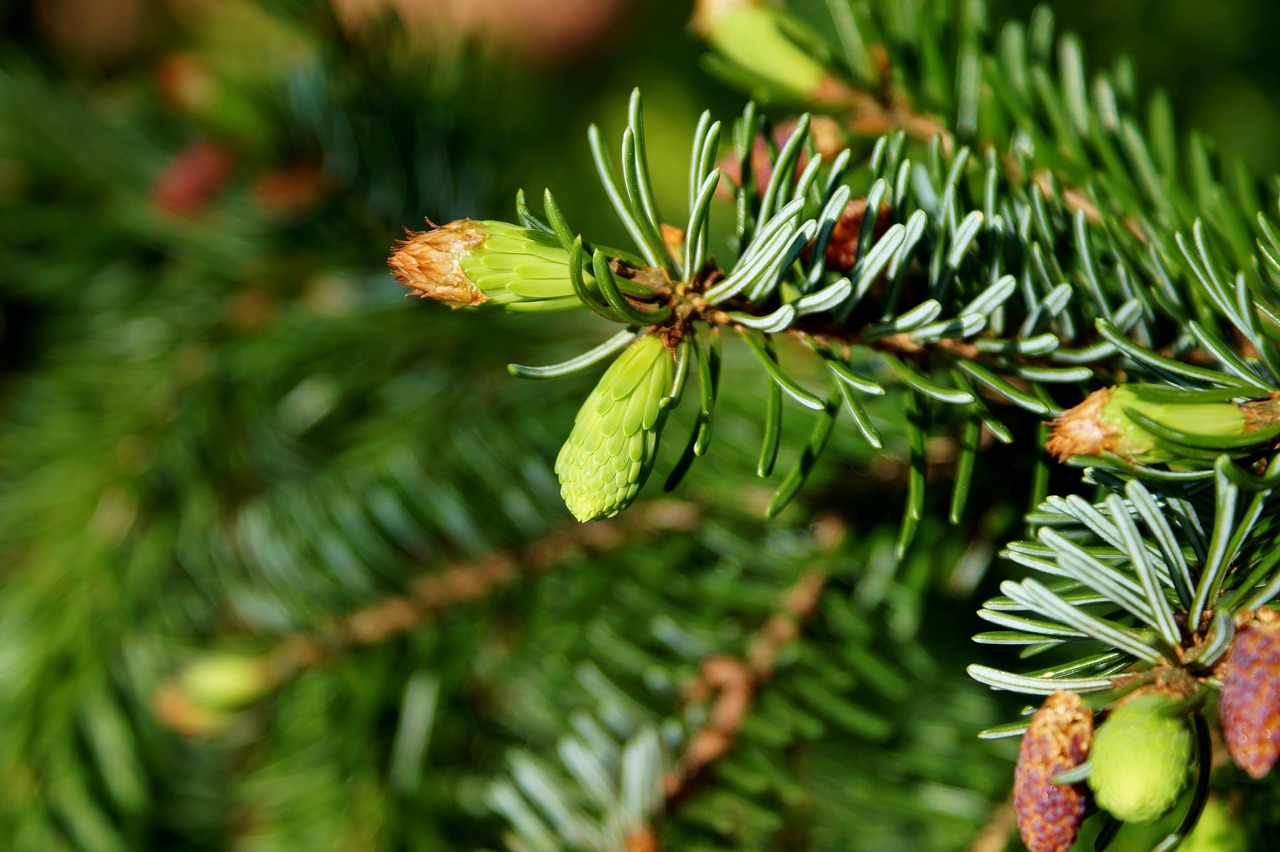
[1,0,1279,850]
[991,0,1280,177]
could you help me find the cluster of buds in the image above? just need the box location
[390,218,682,522]
[555,334,675,522]
[389,219,585,311]
[1014,685,1202,848]
[1013,691,1092,852]
[1010,608,1280,848]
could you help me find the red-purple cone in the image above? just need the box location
[1220,611,1280,779]
[1015,691,1093,852]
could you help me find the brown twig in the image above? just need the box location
[661,514,843,806]
[968,795,1017,852]
[156,500,701,735]
[280,499,702,668]
[622,549,833,852]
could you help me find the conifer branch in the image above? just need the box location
[12,0,1280,848]
[663,567,828,803]
[156,500,702,735]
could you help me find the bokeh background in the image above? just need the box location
[992,0,1280,176]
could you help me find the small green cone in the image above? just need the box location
[1087,692,1193,824]
[556,334,674,522]
[389,219,585,311]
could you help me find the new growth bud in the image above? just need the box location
[178,653,278,711]
[1014,691,1092,852]
[389,219,583,311]
[691,0,850,103]
[1220,609,1280,779]
[556,334,674,522]
[154,652,279,738]
[1087,691,1193,824]
[1047,384,1280,464]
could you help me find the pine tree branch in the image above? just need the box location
[332,499,701,647]
[156,500,702,735]
[654,516,842,820]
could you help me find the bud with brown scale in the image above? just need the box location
[1013,690,1092,852]
[389,219,584,311]
[1045,384,1280,464]
[1219,608,1280,779]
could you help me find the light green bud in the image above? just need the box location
[556,334,674,521]
[178,653,276,712]
[692,0,839,102]
[389,219,584,312]
[1048,384,1261,463]
[1087,692,1193,824]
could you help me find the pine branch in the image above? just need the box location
[10,0,1280,849]
[157,500,703,735]
[388,1,1280,847]
[664,546,830,803]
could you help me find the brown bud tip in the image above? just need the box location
[1015,691,1093,852]
[1220,611,1280,778]
[1046,387,1118,461]
[387,219,487,307]
[660,223,686,262]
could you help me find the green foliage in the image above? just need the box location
[5,1,1280,851]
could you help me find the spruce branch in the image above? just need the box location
[383,53,1280,848]
[470,507,1012,851]
[397,0,1280,535]
[684,2,1280,846]
[664,560,829,804]
[14,0,1280,848]
[156,501,702,736]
